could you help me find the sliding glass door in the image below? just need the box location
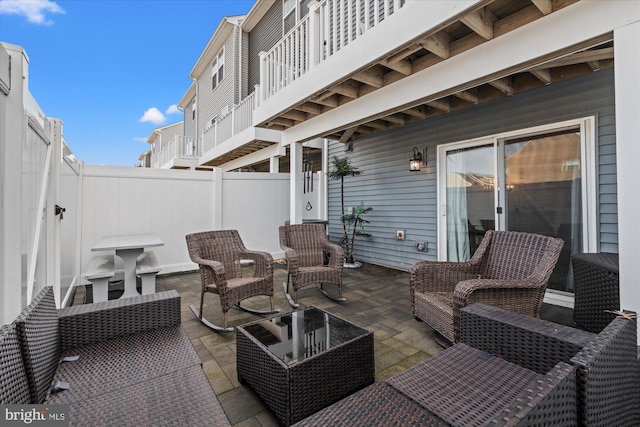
[439,118,595,294]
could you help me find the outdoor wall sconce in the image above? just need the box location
[410,147,426,172]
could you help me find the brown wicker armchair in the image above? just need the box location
[410,230,563,346]
[279,224,345,307]
[186,230,279,332]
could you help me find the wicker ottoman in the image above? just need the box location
[236,307,374,426]
[572,252,619,333]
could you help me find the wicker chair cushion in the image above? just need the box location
[65,365,230,426]
[14,286,62,403]
[413,292,454,341]
[386,343,545,427]
[46,325,201,405]
[0,324,31,404]
[293,382,448,427]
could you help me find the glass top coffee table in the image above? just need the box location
[236,306,374,426]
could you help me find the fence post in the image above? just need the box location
[213,168,223,229]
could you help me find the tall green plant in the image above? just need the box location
[328,156,370,264]
[341,201,372,264]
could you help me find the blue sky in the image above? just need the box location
[0,0,255,166]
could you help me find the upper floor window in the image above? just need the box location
[212,49,225,90]
[192,100,196,120]
[283,0,312,34]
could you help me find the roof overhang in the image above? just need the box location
[178,81,196,109]
[241,0,276,32]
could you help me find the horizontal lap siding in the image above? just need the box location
[247,1,283,91]
[328,68,617,270]
[198,36,236,135]
[184,98,196,139]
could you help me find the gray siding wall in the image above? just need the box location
[241,30,250,99]
[196,33,237,136]
[184,98,196,139]
[247,1,282,91]
[328,68,617,271]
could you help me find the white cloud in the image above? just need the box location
[139,107,166,125]
[134,137,148,143]
[166,104,180,115]
[0,0,65,25]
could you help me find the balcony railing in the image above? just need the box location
[152,135,201,168]
[260,0,406,101]
[202,91,256,153]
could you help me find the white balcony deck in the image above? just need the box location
[153,135,201,169]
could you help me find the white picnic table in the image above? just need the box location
[91,234,164,299]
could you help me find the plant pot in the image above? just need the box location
[343,261,362,269]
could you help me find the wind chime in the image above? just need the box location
[303,146,313,194]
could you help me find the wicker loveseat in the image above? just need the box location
[0,286,229,426]
[295,304,639,426]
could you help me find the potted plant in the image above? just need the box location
[328,156,372,267]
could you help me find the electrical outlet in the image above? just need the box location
[396,230,405,240]
[416,242,426,251]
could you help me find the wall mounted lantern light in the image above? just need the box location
[410,147,426,172]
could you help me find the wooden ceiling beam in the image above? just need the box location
[419,31,451,59]
[269,117,295,128]
[427,99,451,112]
[404,106,428,119]
[387,45,424,65]
[296,102,323,115]
[363,120,388,130]
[461,7,496,40]
[339,126,358,143]
[381,113,406,125]
[488,77,513,95]
[529,68,552,85]
[379,57,412,76]
[331,81,360,98]
[529,47,614,70]
[281,110,308,122]
[454,90,480,105]
[351,69,384,88]
[313,93,340,107]
[531,0,553,15]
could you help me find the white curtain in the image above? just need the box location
[446,151,470,262]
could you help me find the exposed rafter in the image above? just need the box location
[529,68,552,85]
[351,69,384,88]
[281,110,308,122]
[419,32,451,59]
[427,99,451,113]
[454,90,480,105]
[380,57,412,76]
[331,81,360,99]
[461,7,496,40]
[339,126,358,143]
[488,77,514,95]
[531,0,553,15]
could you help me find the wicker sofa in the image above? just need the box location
[295,304,639,426]
[0,286,229,426]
